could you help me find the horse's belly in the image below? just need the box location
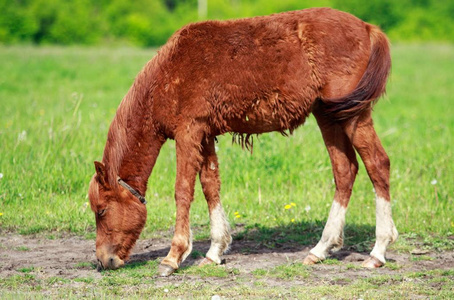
[223,99,311,134]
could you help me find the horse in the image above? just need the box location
[88,7,398,276]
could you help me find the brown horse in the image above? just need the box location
[88,7,398,276]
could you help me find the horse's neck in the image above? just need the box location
[116,130,163,196]
[104,64,163,196]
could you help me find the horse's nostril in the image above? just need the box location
[109,257,114,268]
[97,259,104,271]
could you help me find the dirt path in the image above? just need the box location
[1,233,453,286]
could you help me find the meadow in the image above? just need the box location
[0,44,453,298]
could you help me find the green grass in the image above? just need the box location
[1,44,452,246]
[14,246,30,251]
[0,268,453,299]
[178,264,240,277]
[252,262,311,279]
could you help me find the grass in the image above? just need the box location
[252,262,311,279]
[0,44,453,297]
[0,266,453,299]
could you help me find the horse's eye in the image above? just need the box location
[97,209,107,217]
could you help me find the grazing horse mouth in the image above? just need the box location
[97,256,125,271]
[96,243,126,270]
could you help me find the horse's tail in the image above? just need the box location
[322,24,391,121]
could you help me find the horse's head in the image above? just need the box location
[88,161,147,270]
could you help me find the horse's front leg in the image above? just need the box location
[158,124,205,277]
[198,137,232,266]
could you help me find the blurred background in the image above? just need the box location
[1,0,454,47]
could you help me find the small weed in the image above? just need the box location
[18,267,34,273]
[331,276,353,285]
[15,246,30,251]
[345,263,362,270]
[321,258,341,265]
[47,277,70,285]
[410,255,434,261]
[178,264,238,278]
[253,280,267,287]
[191,249,204,259]
[74,261,96,269]
[73,277,95,283]
[385,262,402,270]
[252,269,268,277]
[253,263,310,280]
[364,275,403,286]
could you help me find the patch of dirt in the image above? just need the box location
[1,233,453,287]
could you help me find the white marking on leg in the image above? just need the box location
[206,204,232,264]
[370,196,398,264]
[310,201,346,260]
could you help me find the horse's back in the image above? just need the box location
[153,8,372,135]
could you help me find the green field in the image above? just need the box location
[0,44,453,297]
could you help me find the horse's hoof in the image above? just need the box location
[158,264,176,277]
[198,257,215,267]
[303,253,320,265]
[362,256,384,268]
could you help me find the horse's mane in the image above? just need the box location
[101,34,181,188]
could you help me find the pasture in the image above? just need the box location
[0,44,453,298]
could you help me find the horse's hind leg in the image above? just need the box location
[344,110,398,268]
[198,137,232,266]
[158,123,205,276]
[304,107,359,264]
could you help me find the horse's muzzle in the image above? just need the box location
[96,246,125,270]
[97,256,124,271]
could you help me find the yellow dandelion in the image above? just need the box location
[291,218,295,223]
[290,202,296,207]
[235,214,241,218]
[284,204,292,210]
[234,211,239,215]
[0,212,3,216]
[451,221,454,228]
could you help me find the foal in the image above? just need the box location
[88,7,397,276]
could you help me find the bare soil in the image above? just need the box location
[1,233,453,288]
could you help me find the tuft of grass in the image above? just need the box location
[178,264,239,278]
[410,255,434,262]
[17,267,34,273]
[320,258,342,265]
[253,263,311,280]
[74,262,96,269]
[385,262,402,270]
[190,249,204,259]
[14,246,30,251]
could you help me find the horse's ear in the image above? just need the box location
[94,161,109,187]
